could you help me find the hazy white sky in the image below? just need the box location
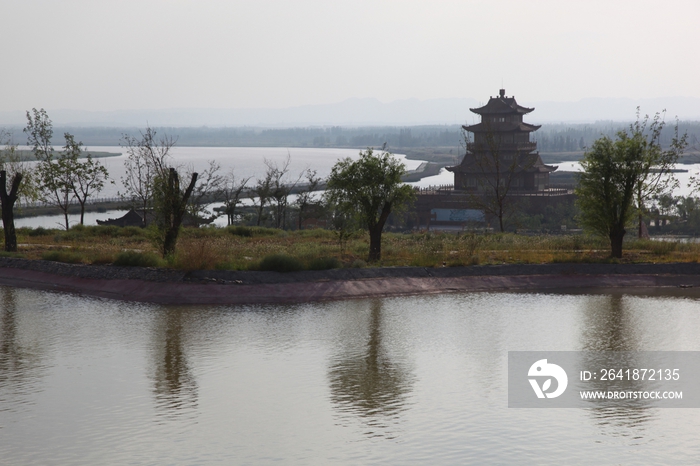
[2,0,698,112]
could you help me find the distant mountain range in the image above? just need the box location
[1,96,699,127]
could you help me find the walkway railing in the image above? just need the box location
[415,185,573,196]
[22,196,124,208]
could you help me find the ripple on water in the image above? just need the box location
[1,288,700,464]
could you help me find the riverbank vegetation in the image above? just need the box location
[3,225,699,272]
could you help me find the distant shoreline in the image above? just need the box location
[7,149,121,161]
[1,258,699,305]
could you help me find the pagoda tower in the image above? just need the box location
[447,89,555,192]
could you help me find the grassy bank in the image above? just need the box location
[3,225,699,272]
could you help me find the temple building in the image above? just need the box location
[447,89,556,192]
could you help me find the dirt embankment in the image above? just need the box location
[1,257,700,305]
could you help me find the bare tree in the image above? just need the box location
[121,126,198,256]
[186,160,224,227]
[295,168,322,230]
[0,130,37,251]
[266,155,301,229]
[632,109,686,238]
[120,127,174,226]
[221,169,251,226]
[460,124,535,232]
[252,170,273,227]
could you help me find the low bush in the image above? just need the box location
[649,240,678,256]
[228,226,253,237]
[113,250,162,267]
[307,256,341,270]
[258,253,304,273]
[28,227,51,237]
[42,250,84,264]
[228,226,282,237]
[172,238,224,270]
[350,259,367,268]
[0,251,24,258]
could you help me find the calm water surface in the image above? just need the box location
[2,288,700,465]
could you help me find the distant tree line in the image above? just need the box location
[533,121,700,153]
[2,121,699,153]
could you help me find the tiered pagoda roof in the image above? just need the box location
[447,88,557,191]
[469,95,535,115]
[463,121,541,133]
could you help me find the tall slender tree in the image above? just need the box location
[65,136,109,225]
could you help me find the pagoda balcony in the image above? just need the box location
[467,142,537,153]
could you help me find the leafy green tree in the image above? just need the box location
[576,113,687,258]
[25,109,73,230]
[63,135,109,225]
[25,109,110,229]
[38,135,79,230]
[326,148,414,262]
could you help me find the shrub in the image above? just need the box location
[308,256,341,270]
[28,227,51,237]
[173,238,224,270]
[649,240,678,256]
[228,226,253,237]
[113,250,162,267]
[42,250,84,264]
[122,226,145,237]
[350,259,367,268]
[0,251,24,258]
[258,253,304,273]
[227,226,283,237]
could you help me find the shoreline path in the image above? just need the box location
[2,258,700,304]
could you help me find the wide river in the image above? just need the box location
[14,146,425,229]
[14,145,700,229]
[2,287,700,464]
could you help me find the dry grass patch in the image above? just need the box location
[7,225,700,269]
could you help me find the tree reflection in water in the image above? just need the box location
[0,287,45,413]
[580,294,656,437]
[328,300,413,438]
[151,306,198,420]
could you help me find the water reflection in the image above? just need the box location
[0,288,45,413]
[328,300,414,437]
[581,295,638,352]
[150,306,198,420]
[579,295,656,437]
